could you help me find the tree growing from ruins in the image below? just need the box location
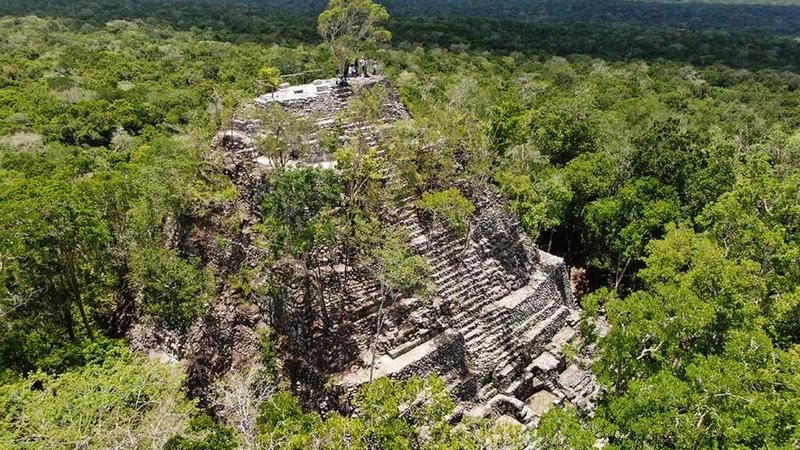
[418,188,477,237]
[258,66,282,97]
[318,0,391,81]
[259,168,344,331]
[250,104,315,170]
[366,228,433,381]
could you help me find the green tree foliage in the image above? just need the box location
[348,376,455,448]
[0,176,110,343]
[535,406,596,450]
[257,391,320,449]
[631,118,735,214]
[318,0,391,78]
[164,414,238,450]
[258,66,282,96]
[385,119,460,196]
[364,228,435,380]
[418,188,477,236]
[128,246,214,331]
[495,170,572,244]
[260,168,343,259]
[0,13,252,378]
[250,104,315,169]
[2,2,800,448]
[0,353,199,449]
[593,227,800,448]
[258,167,345,330]
[529,101,599,167]
[701,158,800,295]
[0,137,217,375]
[584,178,684,289]
[336,85,389,215]
[562,152,619,210]
[256,375,529,449]
[335,143,383,215]
[488,99,527,156]
[370,229,434,299]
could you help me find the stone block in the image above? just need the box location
[532,351,560,374]
[526,390,560,417]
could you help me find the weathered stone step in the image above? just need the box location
[471,302,562,356]
[387,330,435,359]
[438,273,489,296]
[338,330,463,385]
[489,309,572,390]
[524,306,571,344]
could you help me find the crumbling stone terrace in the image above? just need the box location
[220,76,410,170]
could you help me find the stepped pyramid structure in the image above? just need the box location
[215,76,599,426]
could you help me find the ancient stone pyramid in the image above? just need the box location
[219,76,599,426]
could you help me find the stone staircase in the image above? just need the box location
[328,191,598,425]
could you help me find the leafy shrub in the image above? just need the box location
[0,356,197,449]
[129,246,214,330]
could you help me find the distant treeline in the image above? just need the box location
[253,0,800,34]
[4,0,800,35]
[2,0,800,73]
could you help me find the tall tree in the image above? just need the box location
[0,177,110,343]
[259,168,343,331]
[0,354,199,449]
[318,0,391,81]
[584,178,683,290]
[592,227,800,449]
[366,229,433,381]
